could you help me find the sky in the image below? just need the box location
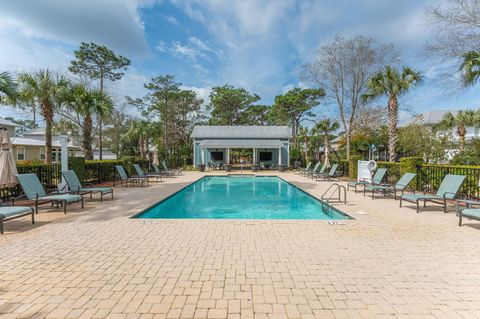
[1,0,479,124]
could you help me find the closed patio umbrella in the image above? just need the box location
[0,130,18,188]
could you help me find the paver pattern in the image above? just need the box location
[1,171,479,319]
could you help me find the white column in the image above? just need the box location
[58,135,69,189]
[226,148,230,164]
[278,147,282,165]
[253,148,256,164]
[201,148,205,165]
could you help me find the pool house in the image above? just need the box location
[191,126,291,169]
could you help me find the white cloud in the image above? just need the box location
[0,1,150,57]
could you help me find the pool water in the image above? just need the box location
[136,176,351,220]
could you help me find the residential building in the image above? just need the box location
[191,126,291,168]
[0,117,80,162]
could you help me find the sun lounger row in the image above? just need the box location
[296,162,342,181]
[1,161,180,234]
[346,168,479,225]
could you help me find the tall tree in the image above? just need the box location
[302,35,396,160]
[58,83,113,159]
[426,0,480,88]
[142,75,181,157]
[460,50,480,86]
[208,85,260,125]
[18,70,68,164]
[69,42,130,160]
[271,88,324,147]
[362,66,422,161]
[436,110,477,151]
[313,119,340,164]
[297,126,310,162]
[0,71,18,103]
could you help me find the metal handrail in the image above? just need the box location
[321,183,347,204]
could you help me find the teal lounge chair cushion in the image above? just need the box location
[348,168,387,186]
[0,206,33,219]
[42,194,82,203]
[80,187,112,194]
[365,172,416,191]
[462,209,480,219]
[115,165,129,180]
[435,174,466,199]
[15,174,47,200]
[62,170,83,191]
[401,194,440,201]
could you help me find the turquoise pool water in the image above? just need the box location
[136,176,351,220]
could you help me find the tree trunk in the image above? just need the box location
[99,75,104,160]
[83,114,94,160]
[345,132,351,162]
[139,136,146,159]
[458,124,466,151]
[324,133,329,163]
[44,103,53,164]
[387,96,399,162]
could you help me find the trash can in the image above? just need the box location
[278,164,286,172]
[224,164,232,172]
[198,164,206,172]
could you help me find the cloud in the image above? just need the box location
[156,36,219,62]
[0,0,150,57]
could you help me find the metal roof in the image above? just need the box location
[0,117,19,127]
[11,137,78,148]
[199,139,285,148]
[191,126,291,139]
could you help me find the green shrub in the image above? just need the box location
[68,157,86,183]
[399,157,423,190]
[348,155,361,179]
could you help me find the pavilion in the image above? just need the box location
[191,126,291,168]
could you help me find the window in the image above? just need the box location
[39,147,45,161]
[210,151,224,161]
[17,146,25,161]
[259,152,272,161]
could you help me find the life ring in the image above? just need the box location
[367,160,377,172]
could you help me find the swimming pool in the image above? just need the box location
[136,176,352,220]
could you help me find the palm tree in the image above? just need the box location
[460,50,480,86]
[60,84,113,160]
[437,110,477,151]
[18,70,69,164]
[0,71,19,103]
[314,119,340,164]
[124,120,152,159]
[363,66,422,161]
[297,126,310,163]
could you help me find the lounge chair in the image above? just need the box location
[115,165,148,187]
[400,174,465,213]
[153,163,175,177]
[133,164,162,182]
[62,170,113,202]
[296,162,312,175]
[162,160,182,176]
[347,168,387,193]
[315,164,340,181]
[0,206,34,234]
[459,207,480,226]
[364,172,416,200]
[15,173,83,214]
[304,162,322,178]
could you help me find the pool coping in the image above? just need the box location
[131,174,354,220]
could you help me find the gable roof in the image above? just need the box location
[191,126,291,139]
[0,117,19,127]
[401,110,463,127]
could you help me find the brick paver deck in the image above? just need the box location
[1,171,479,318]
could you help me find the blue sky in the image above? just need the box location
[0,0,479,124]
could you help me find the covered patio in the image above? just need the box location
[191,126,291,170]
